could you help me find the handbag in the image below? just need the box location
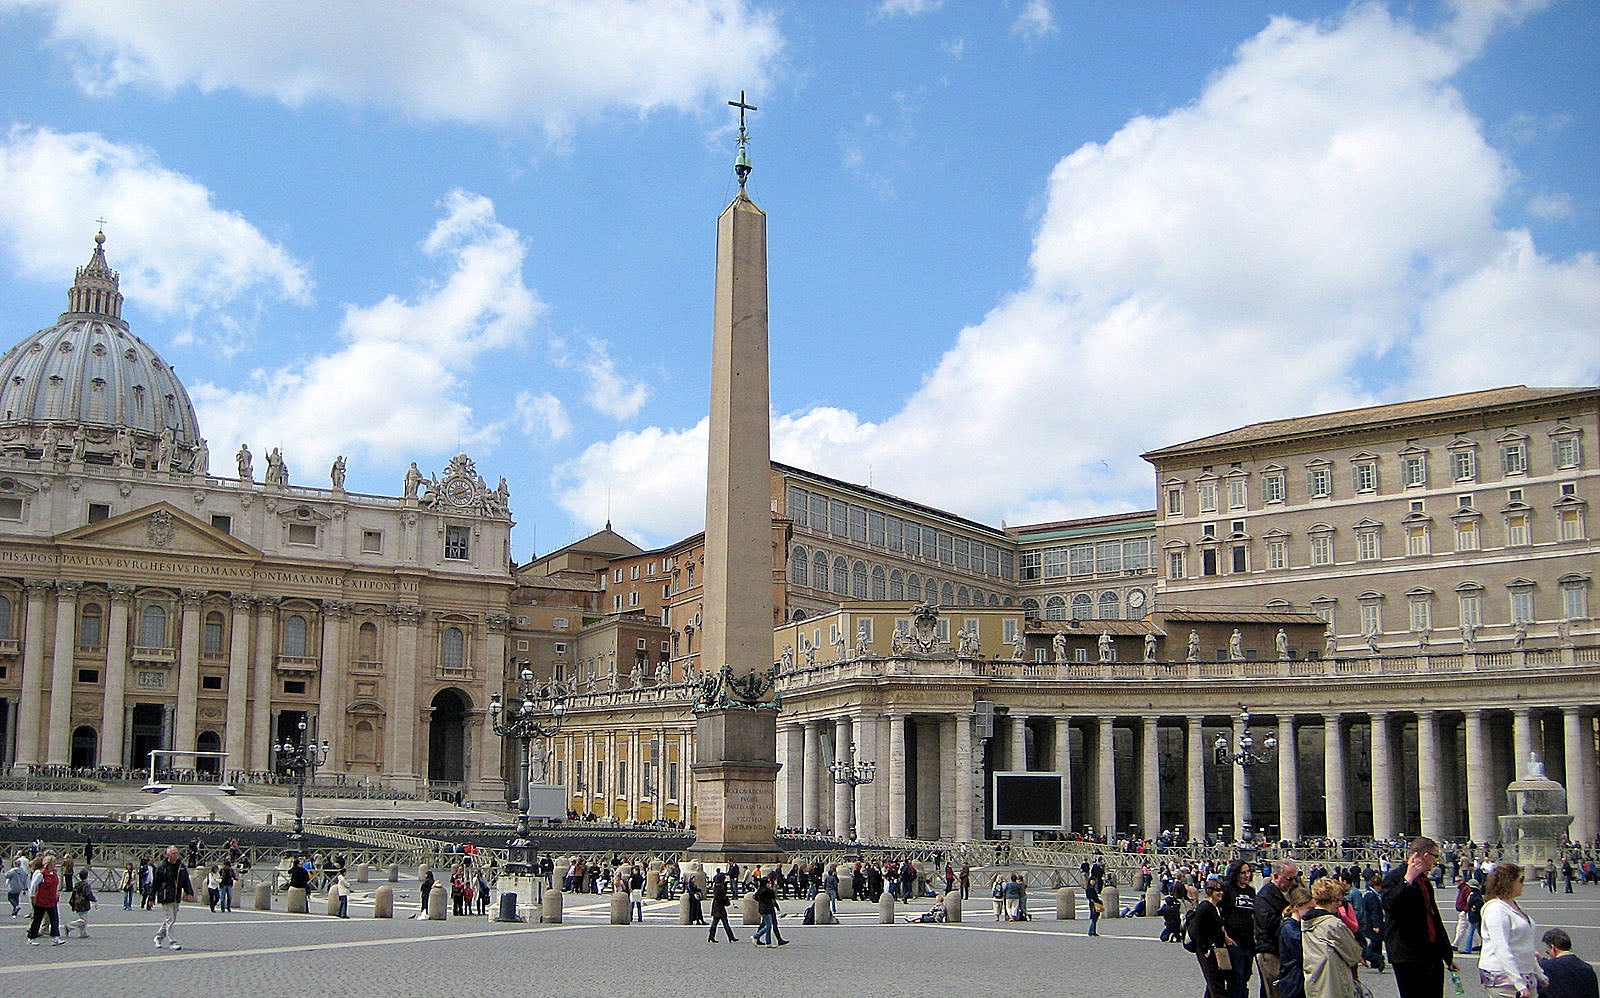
[1213,946,1233,971]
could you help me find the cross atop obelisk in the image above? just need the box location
[728,90,757,189]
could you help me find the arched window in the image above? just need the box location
[1045,596,1068,621]
[1070,594,1092,620]
[851,561,868,599]
[203,610,225,655]
[940,581,954,604]
[139,605,167,647]
[889,570,905,601]
[1021,598,1041,619]
[832,557,849,595]
[357,621,379,661]
[283,614,309,657]
[0,594,11,638]
[957,585,970,606]
[870,566,887,600]
[441,626,465,670]
[790,546,809,586]
[78,603,104,651]
[812,551,829,590]
[907,574,922,602]
[791,609,808,622]
[1098,591,1121,620]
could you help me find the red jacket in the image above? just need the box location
[32,869,59,908]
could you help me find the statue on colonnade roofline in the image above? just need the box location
[1144,632,1158,663]
[1186,630,1200,662]
[236,442,253,482]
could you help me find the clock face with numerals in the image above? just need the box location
[443,476,475,507]
[1128,590,1146,609]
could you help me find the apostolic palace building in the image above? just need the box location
[1,234,1596,852]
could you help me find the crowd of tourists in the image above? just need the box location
[1176,838,1597,998]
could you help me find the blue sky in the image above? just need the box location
[1,0,1596,559]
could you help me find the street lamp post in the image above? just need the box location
[828,742,877,845]
[488,662,568,875]
[278,719,330,855]
[1213,705,1278,861]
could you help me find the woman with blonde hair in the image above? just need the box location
[1477,863,1547,998]
[1302,876,1362,998]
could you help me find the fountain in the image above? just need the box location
[1498,753,1573,867]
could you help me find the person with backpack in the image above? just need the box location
[1460,879,1484,955]
[1159,891,1184,942]
[66,868,97,938]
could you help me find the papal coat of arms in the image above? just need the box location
[147,509,176,547]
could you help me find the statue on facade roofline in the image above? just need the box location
[1144,632,1158,663]
[235,442,253,482]
[330,455,346,490]
[1052,632,1067,664]
[1187,630,1201,662]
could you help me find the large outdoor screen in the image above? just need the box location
[991,772,1066,831]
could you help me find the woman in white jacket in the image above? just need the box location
[1477,863,1547,998]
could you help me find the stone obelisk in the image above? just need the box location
[689,93,785,864]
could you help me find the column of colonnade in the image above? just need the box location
[771,704,1598,847]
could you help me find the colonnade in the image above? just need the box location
[550,725,696,823]
[777,705,1600,845]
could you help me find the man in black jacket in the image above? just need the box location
[1380,837,1457,998]
[150,845,194,951]
[1254,859,1300,998]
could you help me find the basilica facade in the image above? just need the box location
[0,235,513,799]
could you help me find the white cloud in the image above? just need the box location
[516,391,572,441]
[24,0,783,139]
[191,190,543,480]
[0,126,311,328]
[557,2,1600,545]
[1526,192,1574,221]
[582,341,650,419]
[876,0,943,17]
[1011,0,1054,40]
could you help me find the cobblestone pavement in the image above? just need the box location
[5,881,1595,998]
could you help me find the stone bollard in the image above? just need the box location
[1103,885,1120,918]
[373,885,394,918]
[741,893,761,926]
[541,888,563,924]
[1056,887,1077,919]
[879,890,895,924]
[427,884,447,920]
[325,886,341,916]
[1146,886,1161,918]
[678,893,693,925]
[254,882,272,911]
[944,891,963,923]
[498,892,521,922]
[812,892,836,925]
[286,886,308,914]
[356,864,369,884]
[386,863,399,883]
[610,889,631,924]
